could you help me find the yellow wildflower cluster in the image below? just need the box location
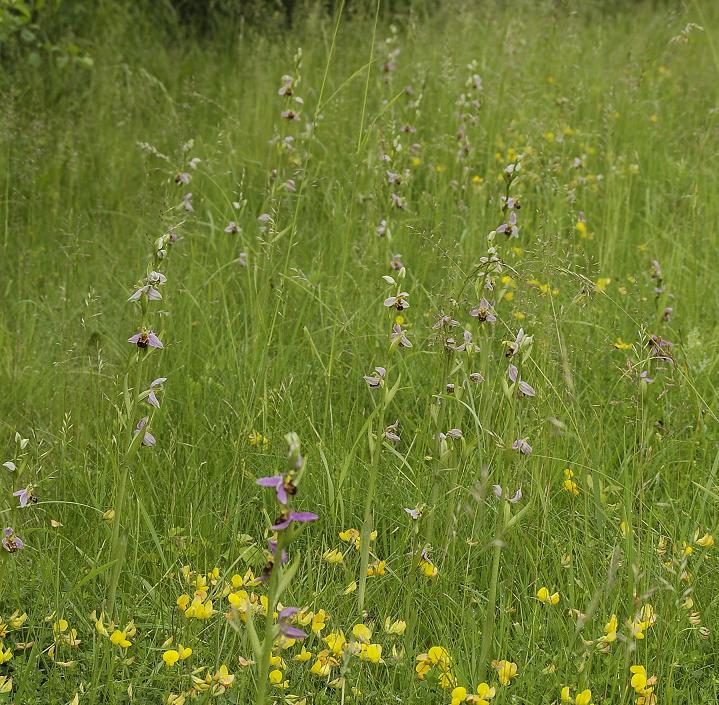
[492,659,518,686]
[630,665,657,705]
[593,604,655,653]
[92,611,136,649]
[0,611,26,674]
[562,686,594,705]
[536,586,560,605]
[416,646,454,687]
[527,279,559,296]
[338,527,377,551]
[451,681,496,705]
[563,468,580,496]
[162,641,192,667]
[248,429,269,447]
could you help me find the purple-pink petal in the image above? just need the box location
[519,380,536,397]
[282,625,307,640]
[13,489,29,508]
[276,484,289,505]
[290,511,318,523]
[147,332,164,349]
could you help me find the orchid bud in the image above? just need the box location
[285,432,302,470]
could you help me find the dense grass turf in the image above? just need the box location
[1,1,719,703]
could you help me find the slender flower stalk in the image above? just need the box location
[478,500,510,682]
[358,270,407,612]
[106,224,178,619]
[253,433,316,705]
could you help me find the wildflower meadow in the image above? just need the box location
[1,1,718,703]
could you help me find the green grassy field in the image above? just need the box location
[2,1,719,703]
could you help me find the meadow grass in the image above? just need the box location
[1,1,719,703]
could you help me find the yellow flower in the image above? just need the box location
[230,568,258,588]
[269,669,284,685]
[575,689,592,705]
[324,630,346,656]
[212,664,234,693]
[0,643,12,664]
[419,559,438,578]
[614,339,633,350]
[563,469,580,496]
[343,581,357,595]
[176,594,190,612]
[323,548,344,564]
[228,589,249,611]
[599,614,618,644]
[0,675,12,694]
[428,646,451,669]
[575,221,587,235]
[338,528,376,550]
[536,587,560,605]
[467,682,496,703]
[471,175,484,186]
[163,649,180,667]
[248,430,269,447]
[311,609,328,634]
[367,559,386,576]
[561,686,572,702]
[628,605,655,640]
[184,596,214,620]
[595,278,611,292]
[384,618,406,635]
[415,655,432,680]
[352,623,373,643]
[630,666,647,691]
[359,643,382,663]
[269,654,285,669]
[294,646,313,662]
[493,660,518,686]
[696,533,714,548]
[310,650,336,677]
[109,630,132,648]
[452,686,468,705]
[438,671,457,689]
[9,611,27,630]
